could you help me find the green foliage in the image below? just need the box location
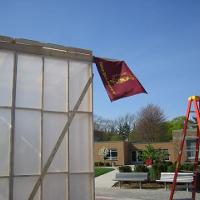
[147,161,195,181]
[166,116,194,135]
[105,162,111,166]
[149,162,168,181]
[128,133,136,142]
[160,121,173,141]
[134,164,148,172]
[101,133,114,141]
[166,162,176,172]
[94,113,135,141]
[168,116,186,130]
[94,162,104,166]
[117,122,131,139]
[155,149,169,163]
[95,112,198,143]
[95,167,114,177]
[118,165,132,172]
[109,134,125,141]
[97,132,124,141]
[148,167,157,181]
[140,145,170,164]
[180,163,194,172]
[141,144,157,161]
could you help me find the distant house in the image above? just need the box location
[94,129,199,165]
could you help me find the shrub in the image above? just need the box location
[180,163,194,172]
[118,165,132,172]
[167,162,176,172]
[149,167,158,181]
[148,162,169,181]
[94,162,104,166]
[134,164,148,172]
[105,162,111,166]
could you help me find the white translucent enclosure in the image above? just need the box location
[44,58,68,112]
[0,109,11,176]
[43,113,68,172]
[0,51,14,106]
[0,36,93,200]
[69,113,93,173]
[69,60,92,112]
[69,174,93,200]
[13,177,40,200]
[43,174,68,200]
[16,54,43,109]
[14,109,41,175]
[0,178,9,200]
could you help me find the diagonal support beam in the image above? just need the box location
[28,75,93,200]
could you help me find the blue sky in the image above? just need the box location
[1,0,200,120]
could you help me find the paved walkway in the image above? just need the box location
[95,168,118,188]
[95,170,200,200]
[96,188,200,200]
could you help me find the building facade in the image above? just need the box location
[94,129,199,165]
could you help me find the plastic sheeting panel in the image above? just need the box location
[0,178,9,200]
[0,51,14,107]
[44,58,68,112]
[69,60,92,112]
[43,174,68,200]
[69,174,93,200]
[0,109,11,176]
[13,177,40,200]
[43,113,68,172]
[14,110,41,175]
[16,54,43,108]
[69,113,93,173]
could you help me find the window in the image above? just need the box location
[105,149,118,160]
[132,150,143,163]
[155,149,170,161]
[186,139,198,160]
[162,149,170,161]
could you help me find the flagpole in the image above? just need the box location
[28,75,93,200]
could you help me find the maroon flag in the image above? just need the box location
[93,57,147,101]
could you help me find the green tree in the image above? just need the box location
[167,116,186,132]
[117,122,131,139]
[141,144,169,163]
[141,144,157,161]
[94,113,135,141]
[109,134,124,141]
[164,116,195,140]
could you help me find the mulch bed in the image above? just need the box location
[113,181,165,189]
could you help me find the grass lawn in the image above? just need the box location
[95,167,115,177]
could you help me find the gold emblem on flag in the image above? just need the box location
[109,73,134,85]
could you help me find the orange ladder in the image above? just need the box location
[169,96,200,200]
